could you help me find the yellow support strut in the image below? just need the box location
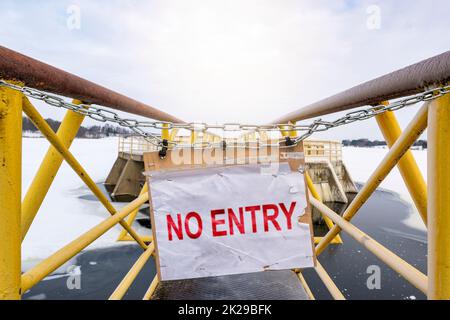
[305,172,343,244]
[143,275,159,300]
[117,183,150,242]
[21,100,87,239]
[0,83,22,300]
[22,97,148,250]
[427,94,450,300]
[21,192,149,293]
[161,123,170,141]
[375,107,427,225]
[316,102,429,256]
[109,242,155,300]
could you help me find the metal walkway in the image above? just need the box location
[153,271,309,300]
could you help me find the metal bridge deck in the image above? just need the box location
[152,270,309,300]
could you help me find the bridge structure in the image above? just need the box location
[106,135,356,204]
[1,45,450,300]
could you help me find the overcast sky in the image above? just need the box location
[1,0,449,140]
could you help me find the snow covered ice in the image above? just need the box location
[21,137,148,269]
[343,147,427,232]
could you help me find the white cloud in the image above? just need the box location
[1,0,449,139]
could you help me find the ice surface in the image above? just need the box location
[342,147,427,232]
[21,137,149,269]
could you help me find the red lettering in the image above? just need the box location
[166,214,183,241]
[245,205,261,233]
[279,202,296,230]
[228,208,245,235]
[262,204,281,232]
[185,212,203,239]
[211,209,227,237]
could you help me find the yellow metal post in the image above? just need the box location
[314,261,346,300]
[0,83,22,299]
[21,100,87,239]
[297,273,315,300]
[279,122,296,138]
[310,197,427,294]
[190,130,197,145]
[169,129,179,141]
[143,275,159,300]
[161,123,170,140]
[290,125,342,245]
[427,94,450,300]
[289,122,297,138]
[109,243,155,300]
[375,107,427,225]
[117,182,149,242]
[21,192,149,292]
[305,172,343,244]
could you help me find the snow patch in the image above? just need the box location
[21,137,149,268]
[342,147,427,232]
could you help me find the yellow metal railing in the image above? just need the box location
[0,88,446,300]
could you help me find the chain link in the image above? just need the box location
[1,79,449,149]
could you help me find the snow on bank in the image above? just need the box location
[342,147,427,232]
[21,137,149,266]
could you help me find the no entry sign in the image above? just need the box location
[148,163,315,281]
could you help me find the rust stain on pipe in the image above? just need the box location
[274,51,450,124]
[0,46,183,123]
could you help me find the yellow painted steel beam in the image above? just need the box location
[118,235,153,242]
[375,107,427,225]
[289,122,297,138]
[305,172,322,201]
[297,273,315,300]
[21,192,149,292]
[21,97,148,250]
[143,275,159,300]
[310,197,428,294]
[314,261,346,300]
[305,172,343,244]
[0,83,22,300]
[427,94,450,300]
[161,123,170,140]
[117,183,149,241]
[314,237,341,245]
[190,130,198,145]
[315,102,430,256]
[21,100,87,239]
[109,242,155,300]
[279,122,296,137]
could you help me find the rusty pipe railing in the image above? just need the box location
[0,46,183,123]
[274,51,450,123]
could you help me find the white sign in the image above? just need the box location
[148,163,314,281]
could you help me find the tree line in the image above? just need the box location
[22,117,131,138]
[342,139,427,149]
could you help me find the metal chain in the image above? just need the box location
[1,79,449,149]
